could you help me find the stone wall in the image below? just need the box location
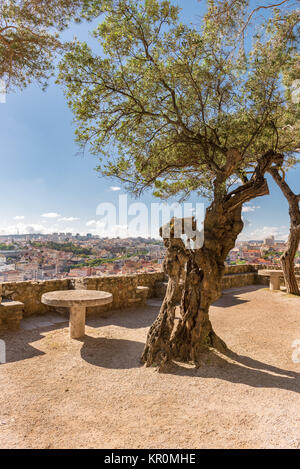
[222,272,257,289]
[135,272,165,297]
[0,264,294,321]
[0,272,165,318]
[70,275,138,315]
[224,264,258,274]
[1,279,70,317]
[69,273,164,316]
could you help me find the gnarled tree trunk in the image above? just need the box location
[281,225,300,295]
[270,168,300,296]
[171,204,243,364]
[142,204,243,368]
[142,150,283,368]
[141,237,188,367]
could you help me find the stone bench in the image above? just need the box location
[155,281,168,299]
[155,281,183,303]
[135,286,150,306]
[128,286,150,306]
[0,300,24,332]
[258,269,300,291]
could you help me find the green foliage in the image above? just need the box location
[236,259,246,265]
[262,249,283,259]
[58,0,300,200]
[0,0,100,90]
[31,241,92,255]
[0,243,16,250]
[67,253,133,270]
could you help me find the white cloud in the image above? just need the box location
[58,217,80,222]
[0,222,57,235]
[239,225,289,241]
[14,216,25,220]
[0,220,82,236]
[242,205,260,213]
[85,221,129,237]
[110,224,129,237]
[41,212,61,219]
[86,220,96,227]
[242,217,251,228]
[110,186,121,191]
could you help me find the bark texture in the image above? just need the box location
[142,150,284,368]
[270,168,300,296]
[141,236,188,367]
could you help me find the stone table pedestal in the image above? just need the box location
[41,290,113,339]
[258,270,283,291]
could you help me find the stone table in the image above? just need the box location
[41,290,113,339]
[258,270,283,291]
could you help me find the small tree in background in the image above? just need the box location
[206,0,300,295]
[269,167,300,295]
[58,0,299,367]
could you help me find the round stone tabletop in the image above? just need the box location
[41,290,113,308]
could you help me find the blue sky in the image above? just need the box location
[0,0,298,240]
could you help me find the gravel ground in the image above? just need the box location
[0,285,299,449]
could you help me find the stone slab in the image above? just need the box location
[42,289,113,308]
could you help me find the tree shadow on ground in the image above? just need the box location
[213,295,250,308]
[1,304,156,365]
[0,327,58,363]
[3,343,45,363]
[79,333,299,395]
[86,305,159,330]
[212,286,265,308]
[163,349,300,394]
[3,324,299,395]
[80,335,144,369]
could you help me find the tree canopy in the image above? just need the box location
[0,0,99,90]
[58,0,300,201]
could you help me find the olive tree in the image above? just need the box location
[58,0,300,367]
[206,0,300,295]
[269,167,300,295]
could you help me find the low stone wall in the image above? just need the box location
[135,272,165,297]
[224,264,258,274]
[1,279,70,317]
[0,272,165,318]
[222,272,257,289]
[70,275,138,315]
[0,264,293,322]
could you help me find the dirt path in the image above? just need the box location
[0,286,299,449]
